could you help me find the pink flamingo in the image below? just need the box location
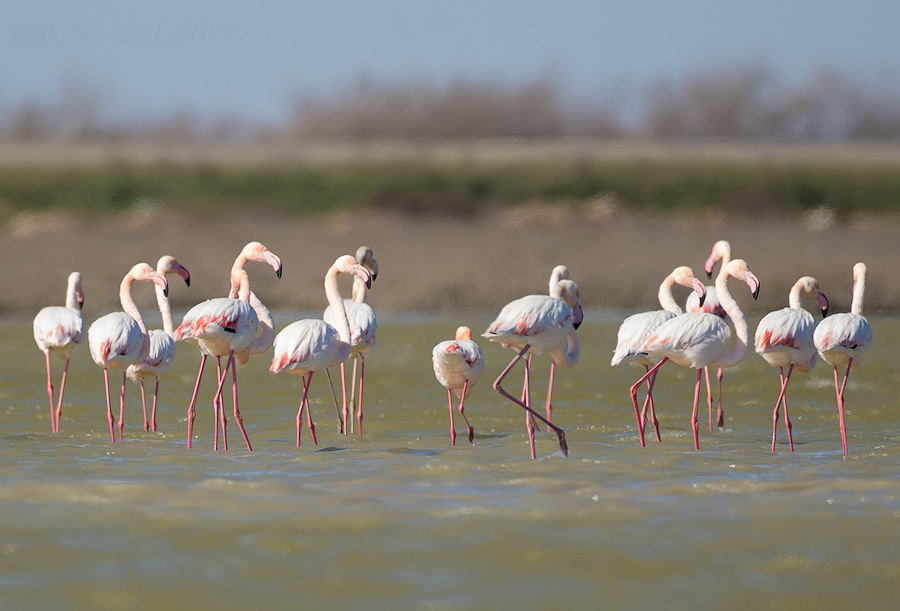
[685,239,731,430]
[482,279,582,459]
[537,265,571,430]
[813,262,873,454]
[33,271,85,433]
[324,245,378,436]
[174,241,282,451]
[88,263,168,443]
[755,276,829,452]
[630,259,759,450]
[611,266,707,445]
[432,326,485,445]
[270,255,372,447]
[126,256,191,433]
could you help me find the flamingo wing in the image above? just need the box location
[482,294,573,353]
[433,338,484,398]
[33,306,85,356]
[813,312,873,369]
[611,310,674,366]
[88,312,143,367]
[270,319,341,375]
[641,312,730,369]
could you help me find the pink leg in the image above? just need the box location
[140,380,149,432]
[103,368,115,443]
[447,388,456,446]
[716,368,725,427]
[324,368,344,434]
[296,373,314,447]
[356,357,365,437]
[44,352,56,432]
[771,365,795,452]
[186,354,207,449]
[704,367,714,432]
[458,379,474,443]
[835,360,853,455]
[492,345,567,458]
[151,377,159,433]
[629,357,668,447]
[55,359,71,433]
[646,368,662,443]
[690,369,702,450]
[305,371,318,446]
[230,355,252,451]
[523,357,536,459]
[350,357,358,426]
[340,362,349,435]
[118,370,126,442]
[544,360,556,433]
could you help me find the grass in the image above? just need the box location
[2,155,900,220]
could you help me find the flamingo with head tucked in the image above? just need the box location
[174,241,282,451]
[813,262,873,454]
[432,326,484,445]
[630,259,760,450]
[33,271,85,432]
[755,276,829,452]
[611,266,707,445]
[88,263,168,443]
[270,255,372,447]
[482,279,583,459]
[126,256,191,433]
[685,240,731,430]
[324,245,378,436]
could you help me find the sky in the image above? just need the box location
[3,0,899,124]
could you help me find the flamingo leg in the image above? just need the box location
[491,345,568,458]
[186,354,207,449]
[140,380,149,432]
[43,352,56,432]
[639,365,651,429]
[716,368,725,427]
[523,354,536,459]
[103,368,115,443]
[691,368,702,450]
[305,371,318,446]
[356,357,365,437]
[339,362,349,435]
[458,379,474,444]
[229,354,252,451]
[771,365,795,452]
[213,357,223,451]
[544,360,556,433]
[447,388,456,446]
[118,370,126,443]
[835,359,853,455]
[56,358,71,433]
[647,367,662,443]
[296,373,317,447]
[704,366,714,432]
[324,368,344,434]
[151,377,159,433]
[629,357,668,447]
[350,357,358,428]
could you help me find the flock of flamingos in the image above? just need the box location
[32,240,873,460]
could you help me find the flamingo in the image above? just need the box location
[33,271,85,433]
[126,256,191,433]
[755,276,829,452]
[611,266,707,445]
[629,259,760,450]
[323,245,378,436]
[432,326,485,445]
[270,255,372,447]
[174,241,282,451]
[685,239,731,430]
[88,263,168,443]
[537,265,571,430]
[813,262,873,454]
[482,279,583,459]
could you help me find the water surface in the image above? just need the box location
[2,313,899,610]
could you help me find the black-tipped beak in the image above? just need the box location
[698,293,706,307]
[821,305,829,318]
[752,286,760,300]
[276,265,283,280]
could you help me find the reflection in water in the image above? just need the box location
[1,314,899,609]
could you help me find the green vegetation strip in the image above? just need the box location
[2,160,899,219]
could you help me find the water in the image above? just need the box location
[2,312,899,610]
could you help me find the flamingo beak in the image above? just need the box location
[177,263,191,287]
[704,252,718,279]
[355,264,372,289]
[572,302,584,330]
[818,290,830,318]
[264,251,283,279]
[691,277,707,308]
[368,258,379,282]
[76,290,85,310]
[745,271,760,300]
[151,272,169,298]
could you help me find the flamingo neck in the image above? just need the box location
[65,278,80,310]
[788,280,804,310]
[155,268,175,337]
[851,270,866,316]
[325,265,351,343]
[120,274,150,361]
[351,274,368,304]
[658,275,684,315]
[549,328,580,369]
[248,290,275,354]
[713,266,749,368]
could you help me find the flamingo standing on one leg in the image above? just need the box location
[126,256,191,433]
[685,239,731,430]
[813,262,873,455]
[88,263,168,443]
[270,255,372,447]
[536,265,572,431]
[482,279,583,459]
[755,276,829,452]
[175,241,282,451]
[630,259,760,450]
[611,266,707,445]
[33,271,85,433]
[324,245,378,436]
[432,326,485,445]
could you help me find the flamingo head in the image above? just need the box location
[158,255,191,287]
[355,246,378,282]
[552,279,584,329]
[455,326,472,341]
[68,271,85,310]
[672,266,707,308]
[797,276,829,318]
[725,259,759,300]
[240,241,283,279]
[704,240,732,279]
[334,254,372,289]
[130,263,169,297]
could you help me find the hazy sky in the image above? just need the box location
[4,0,899,122]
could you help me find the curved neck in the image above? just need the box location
[65,279,80,310]
[155,266,174,337]
[851,272,866,316]
[120,274,150,361]
[325,265,351,342]
[550,328,580,368]
[788,280,803,310]
[351,274,368,303]
[658,275,684,315]
[248,291,275,354]
[713,267,749,368]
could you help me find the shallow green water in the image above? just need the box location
[2,312,899,610]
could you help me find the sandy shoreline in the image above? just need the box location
[3,202,898,318]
